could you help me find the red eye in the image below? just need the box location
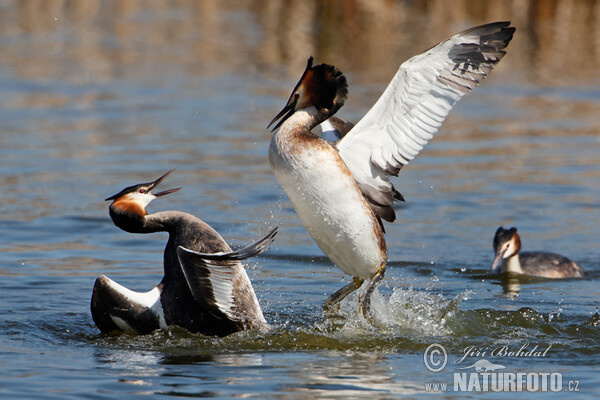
[139,189,146,194]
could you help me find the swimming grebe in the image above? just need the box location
[492,226,583,278]
[268,22,515,317]
[91,170,278,336]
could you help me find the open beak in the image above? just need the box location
[104,169,182,202]
[268,95,298,132]
[268,57,315,132]
[491,249,506,271]
[148,169,182,197]
[153,187,182,197]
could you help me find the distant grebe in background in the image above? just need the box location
[492,226,583,278]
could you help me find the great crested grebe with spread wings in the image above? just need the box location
[268,22,515,318]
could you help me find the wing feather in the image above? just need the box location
[336,21,515,222]
[176,227,277,321]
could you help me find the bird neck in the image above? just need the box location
[503,253,524,275]
[279,106,331,135]
[109,206,209,285]
[109,206,175,234]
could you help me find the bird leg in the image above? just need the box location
[323,277,364,310]
[358,263,386,319]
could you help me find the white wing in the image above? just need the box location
[336,21,515,222]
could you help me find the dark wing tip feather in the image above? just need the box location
[393,188,405,202]
[456,21,515,57]
[441,21,515,94]
[178,227,278,264]
[462,21,513,36]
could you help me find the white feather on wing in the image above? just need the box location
[335,21,515,222]
[176,227,277,321]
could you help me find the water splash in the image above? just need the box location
[318,285,468,338]
[84,284,599,355]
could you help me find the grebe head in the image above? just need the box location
[492,226,522,271]
[268,56,348,131]
[105,169,182,217]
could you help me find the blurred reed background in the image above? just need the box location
[1,0,598,85]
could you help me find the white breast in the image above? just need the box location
[105,279,168,329]
[269,122,386,279]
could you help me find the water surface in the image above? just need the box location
[1,1,599,398]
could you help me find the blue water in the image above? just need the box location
[1,1,599,398]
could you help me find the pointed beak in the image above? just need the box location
[105,169,182,202]
[153,187,182,197]
[268,95,298,132]
[148,169,182,197]
[491,249,506,271]
[148,169,174,190]
[105,192,120,202]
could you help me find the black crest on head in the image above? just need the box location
[269,57,349,131]
[297,56,347,114]
[105,183,146,202]
[493,226,517,251]
[308,61,348,111]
